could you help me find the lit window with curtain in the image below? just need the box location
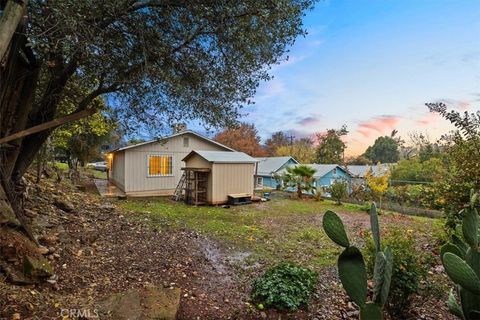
[147,155,173,176]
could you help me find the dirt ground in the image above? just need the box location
[0,174,454,319]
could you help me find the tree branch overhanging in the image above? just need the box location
[0,109,96,145]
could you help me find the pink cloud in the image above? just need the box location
[439,98,472,111]
[355,115,402,138]
[357,128,374,138]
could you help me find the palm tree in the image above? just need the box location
[283,165,317,199]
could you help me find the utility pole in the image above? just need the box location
[289,135,295,155]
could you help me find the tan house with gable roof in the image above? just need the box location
[107,130,234,196]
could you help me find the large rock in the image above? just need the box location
[53,199,74,212]
[23,255,53,278]
[0,262,35,285]
[0,227,54,284]
[99,286,181,320]
[0,200,20,227]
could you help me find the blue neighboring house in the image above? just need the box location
[255,156,299,189]
[307,164,352,191]
[280,164,352,194]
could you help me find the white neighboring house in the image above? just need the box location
[107,130,234,196]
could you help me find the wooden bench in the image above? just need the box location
[227,193,252,205]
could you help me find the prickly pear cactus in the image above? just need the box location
[322,203,393,320]
[441,191,480,320]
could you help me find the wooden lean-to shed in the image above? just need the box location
[181,150,258,205]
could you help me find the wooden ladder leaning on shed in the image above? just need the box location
[172,172,187,201]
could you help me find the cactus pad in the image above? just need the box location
[460,286,480,320]
[360,302,383,320]
[370,203,381,253]
[377,247,393,307]
[443,252,480,295]
[338,246,367,307]
[441,243,465,262]
[452,234,468,256]
[462,207,478,249]
[323,210,350,247]
[446,289,465,320]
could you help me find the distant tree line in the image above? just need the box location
[213,122,403,164]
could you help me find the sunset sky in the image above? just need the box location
[242,0,480,156]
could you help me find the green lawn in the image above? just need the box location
[85,168,107,179]
[54,162,69,170]
[54,162,107,179]
[118,196,443,270]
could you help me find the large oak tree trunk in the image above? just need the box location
[0,10,42,244]
[0,2,82,247]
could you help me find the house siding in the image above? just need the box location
[110,150,125,189]
[185,155,211,169]
[260,176,277,188]
[315,168,351,190]
[211,163,255,204]
[257,158,298,189]
[118,132,229,195]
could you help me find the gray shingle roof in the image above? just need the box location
[254,157,298,176]
[183,150,258,163]
[306,164,345,178]
[110,130,234,152]
[277,163,348,178]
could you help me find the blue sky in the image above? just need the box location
[242,0,480,155]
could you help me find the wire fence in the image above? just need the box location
[343,198,443,218]
[389,179,433,185]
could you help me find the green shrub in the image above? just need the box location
[364,228,427,318]
[251,263,318,310]
[329,180,348,204]
[386,184,442,210]
[359,202,371,213]
[358,202,383,215]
